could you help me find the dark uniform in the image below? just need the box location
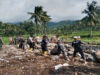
[72,40,85,59]
[28,36,35,50]
[19,38,25,50]
[41,39,48,52]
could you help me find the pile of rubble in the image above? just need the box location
[0,44,100,75]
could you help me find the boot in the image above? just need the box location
[17,44,19,47]
[30,48,33,52]
[44,51,47,56]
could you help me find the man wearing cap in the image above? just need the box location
[72,36,86,64]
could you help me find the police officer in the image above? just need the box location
[72,36,86,64]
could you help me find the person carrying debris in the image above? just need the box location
[51,35,67,60]
[72,36,86,64]
[28,35,35,52]
[0,37,3,50]
[41,35,48,56]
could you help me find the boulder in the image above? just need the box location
[95,50,100,62]
[85,53,94,62]
[67,51,73,56]
[92,50,100,63]
[51,56,59,60]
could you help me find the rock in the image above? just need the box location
[67,51,73,56]
[48,43,56,47]
[84,49,91,53]
[85,53,94,62]
[55,64,63,70]
[62,63,69,66]
[0,58,9,62]
[55,63,69,70]
[94,50,100,63]
[64,44,72,49]
[0,58,4,61]
[91,50,96,53]
[15,56,23,60]
[35,44,41,49]
[51,56,59,60]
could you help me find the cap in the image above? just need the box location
[74,36,80,39]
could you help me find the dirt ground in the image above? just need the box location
[0,45,100,75]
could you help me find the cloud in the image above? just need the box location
[0,0,34,22]
[0,0,100,23]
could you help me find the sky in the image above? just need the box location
[0,0,100,23]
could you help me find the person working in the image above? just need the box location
[72,36,86,64]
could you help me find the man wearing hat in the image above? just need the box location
[72,36,86,64]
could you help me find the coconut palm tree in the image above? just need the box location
[28,6,43,35]
[82,1,99,37]
[40,11,51,34]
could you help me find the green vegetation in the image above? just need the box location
[2,37,9,45]
[28,6,51,35]
[0,1,100,44]
[2,31,100,45]
[60,31,100,43]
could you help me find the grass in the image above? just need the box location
[63,37,100,43]
[61,31,100,43]
[1,31,100,45]
[2,37,9,45]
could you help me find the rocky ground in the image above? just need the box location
[0,44,100,75]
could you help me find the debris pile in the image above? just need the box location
[0,44,100,75]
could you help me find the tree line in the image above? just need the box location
[0,1,100,36]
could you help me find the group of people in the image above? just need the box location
[9,35,25,50]
[5,35,87,64]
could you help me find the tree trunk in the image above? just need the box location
[90,26,93,37]
[43,22,47,35]
[35,19,38,36]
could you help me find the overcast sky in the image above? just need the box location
[0,0,100,23]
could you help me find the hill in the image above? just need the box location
[47,20,78,28]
